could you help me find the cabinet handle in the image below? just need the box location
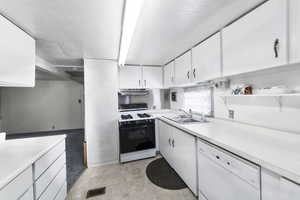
[274,38,279,58]
[139,80,141,86]
[227,162,231,166]
[144,80,146,88]
[193,68,196,78]
[216,155,220,160]
[172,139,175,147]
[187,71,190,79]
[168,138,171,146]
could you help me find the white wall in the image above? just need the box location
[84,59,119,166]
[1,80,84,134]
[214,66,300,134]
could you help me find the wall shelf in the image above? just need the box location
[220,93,300,98]
[219,93,300,112]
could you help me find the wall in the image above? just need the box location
[214,66,300,134]
[1,80,84,134]
[84,59,119,166]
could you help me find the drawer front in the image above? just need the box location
[35,140,65,179]
[198,139,260,188]
[19,186,34,200]
[0,166,32,200]
[38,165,66,200]
[36,152,66,198]
[54,182,67,200]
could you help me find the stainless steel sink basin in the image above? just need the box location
[163,115,209,124]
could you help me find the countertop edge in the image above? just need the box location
[0,135,66,190]
[158,116,300,185]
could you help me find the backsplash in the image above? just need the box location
[214,65,300,134]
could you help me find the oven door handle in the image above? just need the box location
[119,125,148,130]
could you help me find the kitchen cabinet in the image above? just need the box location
[289,0,300,63]
[192,32,222,82]
[172,127,197,194]
[158,120,197,195]
[197,139,260,200]
[0,14,35,87]
[119,66,143,89]
[158,120,174,166]
[0,137,66,200]
[142,67,162,88]
[164,61,175,88]
[119,66,162,89]
[175,51,192,85]
[262,168,300,200]
[222,0,288,77]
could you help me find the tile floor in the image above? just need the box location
[67,157,197,200]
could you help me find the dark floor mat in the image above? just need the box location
[146,158,187,190]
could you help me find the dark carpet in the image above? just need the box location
[146,158,187,190]
[7,129,85,191]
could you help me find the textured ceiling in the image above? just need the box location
[126,0,265,65]
[0,0,124,66]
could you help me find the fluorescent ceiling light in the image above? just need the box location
[118,0,144,66]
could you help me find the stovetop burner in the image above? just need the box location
[121,114,133,120]
[137,113,151,118]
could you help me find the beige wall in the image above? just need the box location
[1,80,84,134]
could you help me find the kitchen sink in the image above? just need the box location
[163,115,209,124]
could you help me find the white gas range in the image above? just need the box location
[118,111,157,163]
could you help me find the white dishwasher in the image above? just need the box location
[197,139,261,200]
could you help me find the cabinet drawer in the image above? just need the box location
[0,166,32,200]
[19,186,34,200]
[38,165,66,200]
[35,140,65,179]
[54,182,67,200]
[198,139,260,189]
[36,152,66,198]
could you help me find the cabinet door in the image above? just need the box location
[172,128,197,195]
[0,15,35,87]
[164,61,175,88]
[192,32,222,82]
[289,0,300,63]
[142,67,162,88]
[280,178,300,200]
[158,121,173,166]
[261,168,280,200]
[175,51,192,85]
[119,66,142,89]
[223,0,288,76]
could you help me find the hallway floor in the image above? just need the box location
[67,157,196,200]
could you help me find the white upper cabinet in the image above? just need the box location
[175,51,192,85]
[119,66,162,89]
[164,61,175,88]
[142,67,162,89]
[119,66,142,89]
[222,0,288,77]
[0,15,35,87]
[289,0,300,63]
[280,178,300,200]
[192,32,222,82]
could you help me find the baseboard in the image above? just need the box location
[6,128,84,139]
[88,160,119,168]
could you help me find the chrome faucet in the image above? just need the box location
[178,109,192,118]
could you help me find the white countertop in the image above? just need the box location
[0,135,66,189]
[159,116,300,184]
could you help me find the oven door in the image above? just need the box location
[119,120,156,154]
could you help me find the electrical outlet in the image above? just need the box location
[229,110,234,119]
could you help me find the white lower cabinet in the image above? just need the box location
[158,120,197,195]
[0,139,67,200]
[262,168,300,200]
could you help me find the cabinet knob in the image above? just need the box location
[216,155,220,159]
[187,71,190,79]
[193,68,196,78]
[172,139,175,147]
